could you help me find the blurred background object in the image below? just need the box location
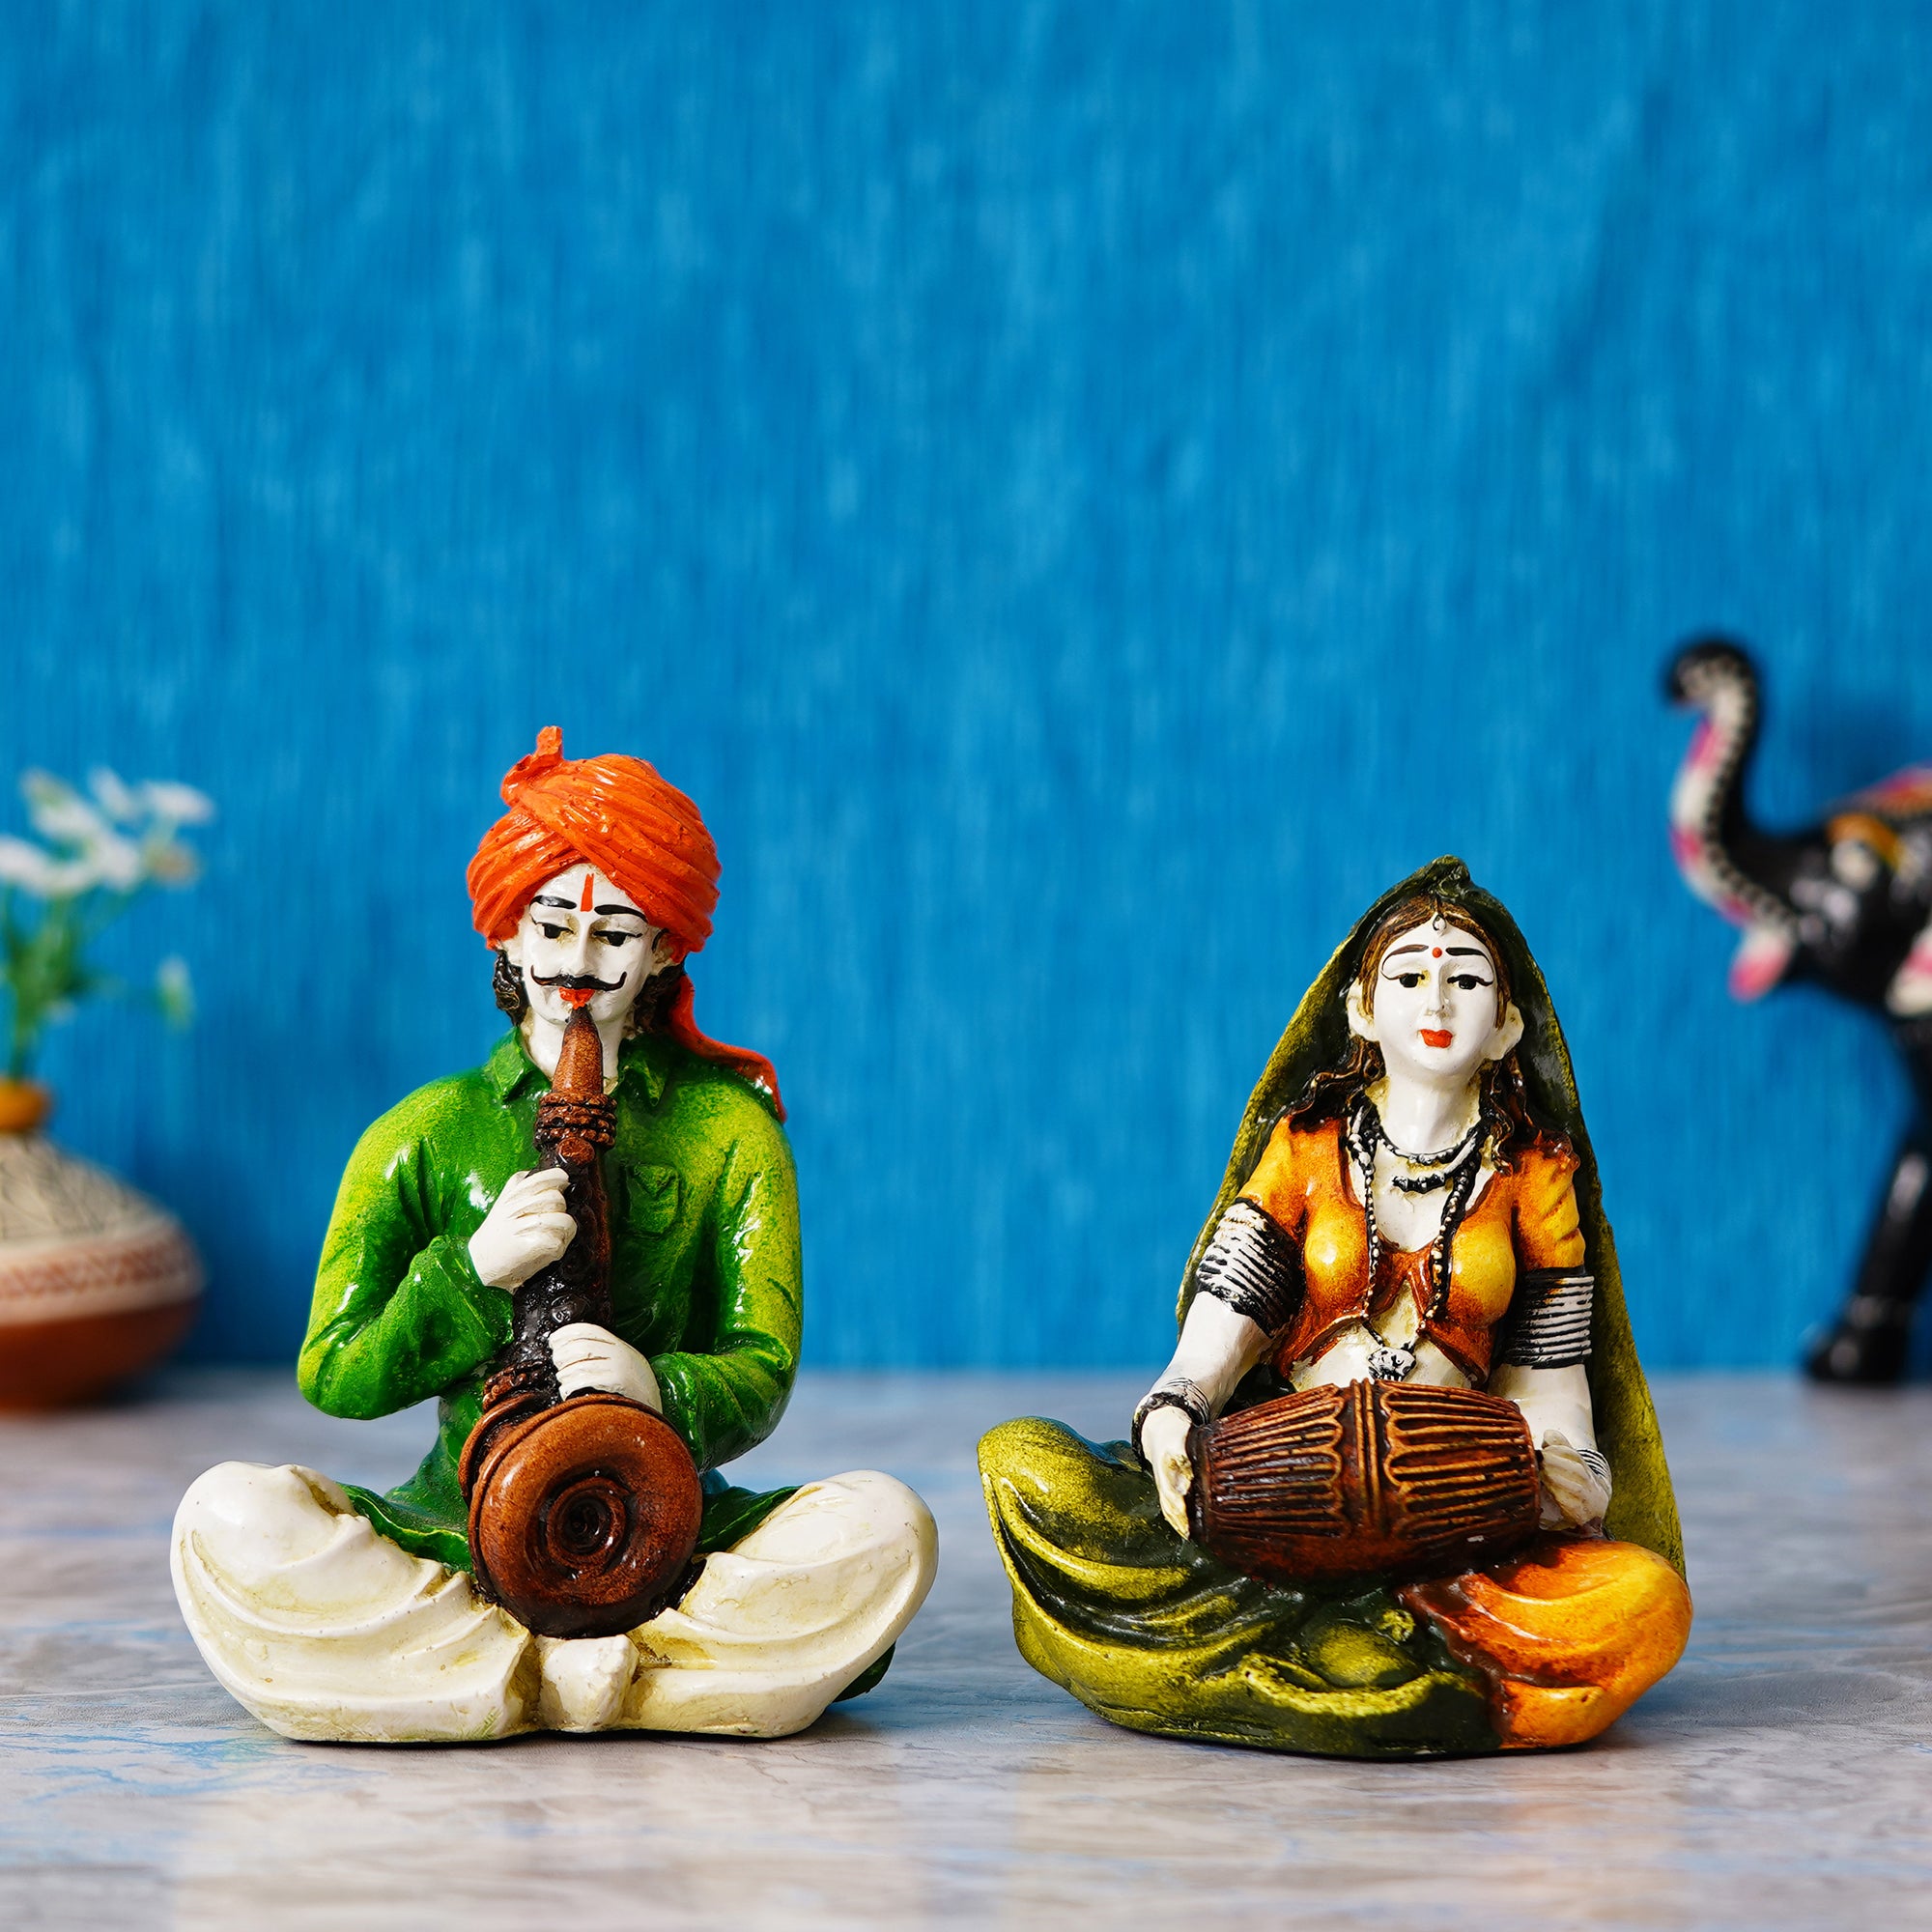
[5,1,1932,1375]
[0,766,209,1404]
[1666,639,1932,1384]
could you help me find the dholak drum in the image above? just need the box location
[1187,1379,1541,1585]
[460,1392,705,1638]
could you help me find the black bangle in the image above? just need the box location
[1131,1379,1210,1466]
[1495,1269,1595,1370]
[1193,1199,1304,1334]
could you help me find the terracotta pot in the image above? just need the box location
[0,1082,202,1408]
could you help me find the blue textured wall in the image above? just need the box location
[6,1,1932,1372]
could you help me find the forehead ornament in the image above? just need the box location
[579,872,595,912]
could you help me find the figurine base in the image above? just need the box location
[980,1417,1690,1758]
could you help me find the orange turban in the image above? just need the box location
[467,727,782,1118]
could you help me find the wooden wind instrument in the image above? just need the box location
[458,1000,702,1637]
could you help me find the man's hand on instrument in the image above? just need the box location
[1141,1406,1196,1538]
[468,1168,577,1290]
[550,1323,663,1411]
[1538,1428,1611,1528]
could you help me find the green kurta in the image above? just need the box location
[298,1027,803,1573]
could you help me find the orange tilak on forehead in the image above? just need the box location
[579,872,595,912]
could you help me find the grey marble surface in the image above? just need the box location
[1,1370,1929,1930]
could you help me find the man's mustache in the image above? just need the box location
[531,969,628,994]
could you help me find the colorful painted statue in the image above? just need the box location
[980,860,1690,1758]
[172,729,936,1742]
[1667,639,1932,1382]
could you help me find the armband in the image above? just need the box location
[1192,1199,1303,1334]
[1495,1268,1594,1370]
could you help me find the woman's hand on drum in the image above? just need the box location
[549,1323,663,1411]
[1538,1428,1611,1527]
[1142,1406,1197,1537]
[469,1168,577,1289]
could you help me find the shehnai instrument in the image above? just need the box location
[458,1001,702,1637]
[1187,1379,1541,1585]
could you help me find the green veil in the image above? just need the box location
[977,857,1686,1755]
[1177,856,1683,1573]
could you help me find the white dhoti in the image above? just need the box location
[171,1462,937,1745]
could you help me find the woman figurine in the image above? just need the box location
[980,859,1690,1757]
[172,730,936,1744]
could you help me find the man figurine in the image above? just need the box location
[172,728,936,1743]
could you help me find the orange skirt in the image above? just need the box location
[1401,1533,1692,1748]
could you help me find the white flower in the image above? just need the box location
[21,771,111,847]
[2,766,211,908]
[0,838,104,896]
[91,832,145,892]
[88,768,143,823]
[0,835,64,895]
[139,780,214,827]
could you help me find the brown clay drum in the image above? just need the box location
[465,1393,705,1638]
[1187,1378,1541,1585]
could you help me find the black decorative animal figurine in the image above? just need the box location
[1666,638,1932,1382]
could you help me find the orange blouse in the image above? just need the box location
[1240,1116,1584,1384]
